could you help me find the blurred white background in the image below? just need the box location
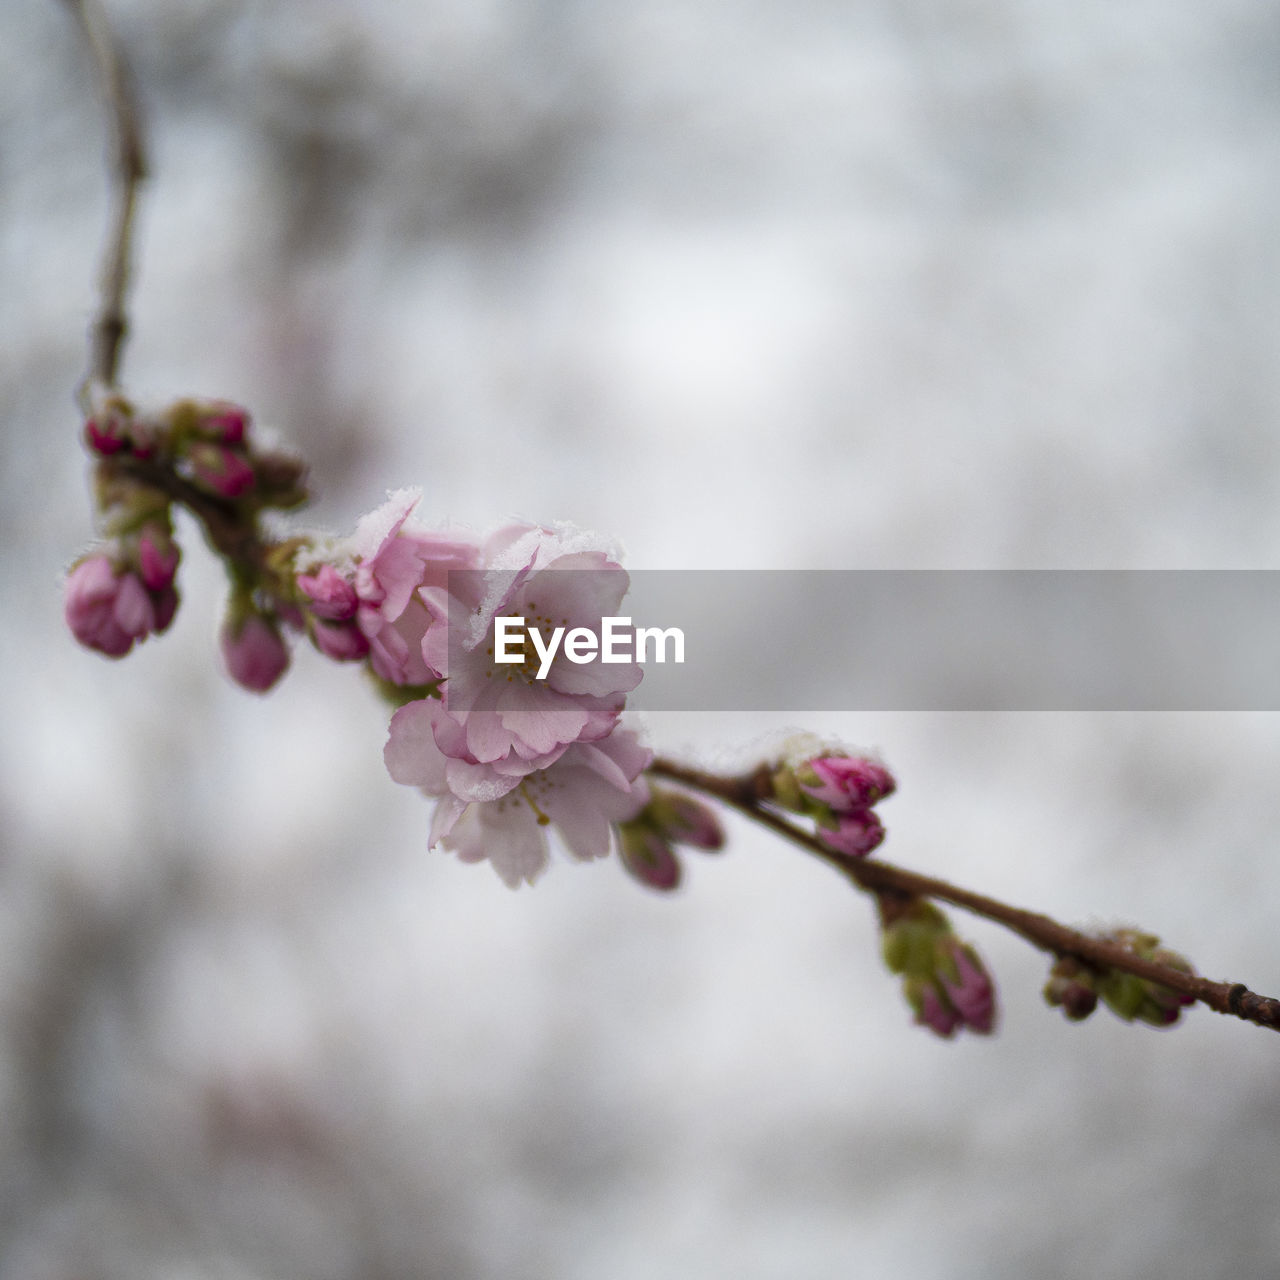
[4,1,1280,1276]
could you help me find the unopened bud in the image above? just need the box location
[64,555,137,657]
[311,619,371,662]
[647,788,724,851]
[151,584,179,634]
[190,443,256,499]
[881,899,950,977]
[221,610,290,693]
[796,755,896,812]
[298,565,359,621]
[906,977,961,1039]
[817,807,884,858]
[137,525,179,592]
[937,940,997,1034]
[253,450,309,508]
[201,401,249,445]
[617,823,681,891]
[85,416,128,455]
[1043,957,1099,1021]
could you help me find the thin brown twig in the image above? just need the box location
[649,757,1280,1035]
[62,0,148,400]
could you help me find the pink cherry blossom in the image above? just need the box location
[348,490,479,685]
[419,521,641,767]
[385,697,556,813]
[386,698,651,887]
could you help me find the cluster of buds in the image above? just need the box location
[880,897,996,1038]
[1043,929,1197,1028]
[64,519,180,657]
[295,564,370,665]
[66,392,182,657]
[84,394,307,508]
[771,743,896,858]
[68,391,310,690]
[616,786,725,890]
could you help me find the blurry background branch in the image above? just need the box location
[62,0,147,397]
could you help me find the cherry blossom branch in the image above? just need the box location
[58,0,1279,1043]
[62,0,147,399]
[648,757,1280,1035]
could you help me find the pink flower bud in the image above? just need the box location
[909,978,961,1039]
[797,755,895,812]
[202,402,249,445]
[138,527,180,592]
[112,572,157,638]
[311,619,371,662]
[649,789,725,851]
[817,807,884,858]
[298,565,359,621]
[151,584,179,634]
[221,612,290,692]
[618,824,681,891]
[938,943,996,1034]
[191,444,256,498]
[1043,956,1099,1021]
[85,417,128,455]
[64,555,136,657]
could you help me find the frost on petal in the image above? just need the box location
[443,757,521,803]
[369,537,431,622]
[350,488,422,562]
[343,495,481,686]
